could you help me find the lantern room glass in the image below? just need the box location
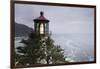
[40,23,44,34]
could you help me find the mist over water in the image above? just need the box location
[51,33,94,62]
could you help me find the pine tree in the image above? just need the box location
[15,32,65,65]
[45,34,65,64]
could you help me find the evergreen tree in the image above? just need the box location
[45,34,65,64]
[15,32,66,65]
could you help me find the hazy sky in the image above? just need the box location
[15,4,94,34]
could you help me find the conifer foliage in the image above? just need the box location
[15,32,65,65]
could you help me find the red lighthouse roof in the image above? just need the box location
[36,11,47,20]
[34,11,49,23]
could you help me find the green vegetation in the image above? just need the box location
[15,32,66,66]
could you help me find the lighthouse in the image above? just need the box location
[33,11,50,64]
[33,11,49,36]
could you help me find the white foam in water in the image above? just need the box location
[51,33,94,62]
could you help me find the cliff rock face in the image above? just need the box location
[15,23,33,37]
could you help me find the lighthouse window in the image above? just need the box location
[40,23,44,34]
[36,23,39,31]
[45,23,48,33]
